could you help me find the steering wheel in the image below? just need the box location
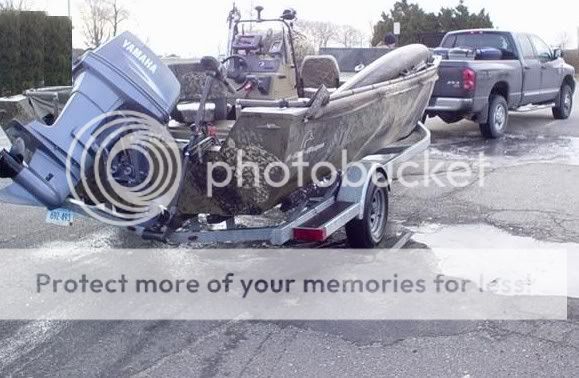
[221,55,250,91]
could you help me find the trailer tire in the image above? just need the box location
[346,174,388,248]
[479,95,508,139]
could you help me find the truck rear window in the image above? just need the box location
[442,33,517,59]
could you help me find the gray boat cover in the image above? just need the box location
[333,44,431,95]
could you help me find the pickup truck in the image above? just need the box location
[425,29,576,138]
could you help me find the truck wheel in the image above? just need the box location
[346,174,388,249]
[553,84,573,120]
[479,95,508,139]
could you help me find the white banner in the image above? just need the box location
[0,248,568,320]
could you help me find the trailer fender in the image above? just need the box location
[338,161,389,220]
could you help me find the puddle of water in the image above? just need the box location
[410,223,579,297]
[430,135,579,167]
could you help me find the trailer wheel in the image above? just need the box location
[346,174,388,248]
[479,95,508,139]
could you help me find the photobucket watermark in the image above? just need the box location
[66,111,182,227]
[65,110,490,226]
[206,149,491,197]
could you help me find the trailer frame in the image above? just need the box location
[141,121,431,247]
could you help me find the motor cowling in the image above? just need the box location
[0,32,181,209]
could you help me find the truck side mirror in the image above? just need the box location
[553,48,564,59]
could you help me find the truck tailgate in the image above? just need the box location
[432,61,472,98]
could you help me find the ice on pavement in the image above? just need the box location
[430,135,579,167]
[0,129,9,150]
[411,223,579,298]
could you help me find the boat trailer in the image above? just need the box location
[122,121,431,247]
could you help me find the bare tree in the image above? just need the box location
[82,0,111,48]
[0,0,28,11]
[336,25,366,48]
[292,32,316,66]
[108,0,129,37]
[297,20,367,50]
[244,0,255,31]
[558,31,571,49]
[297,20,338,50]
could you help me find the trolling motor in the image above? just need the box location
[0,32,181,209]
[185,55,242,161]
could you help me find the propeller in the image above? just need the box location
[9,138,25,164]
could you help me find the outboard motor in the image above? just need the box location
[0,32,181,209]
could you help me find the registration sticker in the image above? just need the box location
[45,208,75,226]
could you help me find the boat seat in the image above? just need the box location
[300,55,341,93]
[166,60,231,102]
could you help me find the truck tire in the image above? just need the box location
[552,84,573,120]
[346,174,388,249]
[479,95,508,139]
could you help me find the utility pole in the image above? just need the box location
[68,0,73,69]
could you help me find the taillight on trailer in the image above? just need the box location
[463,68,476,91]
[293,228,327,242]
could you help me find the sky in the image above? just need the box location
[27,0,579,57]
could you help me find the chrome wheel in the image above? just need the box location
[346,175,389,248]
[494,104,507,131]
[553,85,573,120]
[563,91,572,114]
[368,188,386,242]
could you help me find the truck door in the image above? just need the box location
[529,35,561,103]
[517,34,543,105]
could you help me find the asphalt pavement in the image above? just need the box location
[1,93,579,376]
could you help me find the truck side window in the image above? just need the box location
[517,35,535,59]
[441,35,456,48]
[530,35,552,61]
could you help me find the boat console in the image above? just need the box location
[170,6,301,137]
[226,28,298,100]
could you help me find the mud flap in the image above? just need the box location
[476,102,490,124]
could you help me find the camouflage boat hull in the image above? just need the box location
[177,56,439,216]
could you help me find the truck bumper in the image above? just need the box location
[426,97,474,112]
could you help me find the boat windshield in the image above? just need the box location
[232,20,290,61]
